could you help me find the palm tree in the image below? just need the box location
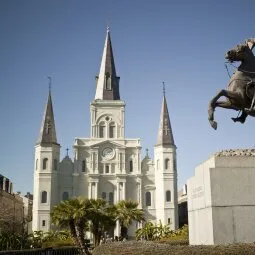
[69,197,90,254]
[114,200,145,238]
[51,199,79,246]
[51,198,91,255]
[87,199,115,246]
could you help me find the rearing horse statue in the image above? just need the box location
[208,38,255,129]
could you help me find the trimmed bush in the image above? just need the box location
[92,241,255,255]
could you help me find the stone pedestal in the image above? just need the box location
[187,149,255,245]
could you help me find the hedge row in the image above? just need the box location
[92,241,255,255]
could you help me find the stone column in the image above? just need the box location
[9,182,12,193]
[88,182,92,199]
[115,220,120,237]
[137,148,141,173]
[116,181,120,202]
[138,179,142,208]
[95,152,98,174]
[123,153,126,173]
[95,181,98,199]
[3,177,6,191]
[123,182,126,200]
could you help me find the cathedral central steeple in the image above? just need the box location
[95,27,120,100]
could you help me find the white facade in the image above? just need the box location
[32,29,178,237]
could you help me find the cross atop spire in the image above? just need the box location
[145,148,149,157]
[162,81,166,97]
[66,148,69,156]
[48,76,52,92]
[95,28,120,100]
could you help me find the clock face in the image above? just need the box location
[102,147,115,160]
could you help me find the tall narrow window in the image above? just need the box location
[43,158,48,170]
[120,153,123,171]
[174,158,177,171]
[102,192,107,200]
[109,123,115,138]
[62,192,69,200]
[105,165,110,174]
[99,122,106,138]
[41,191,47,203]
[165,158,169,170]
[109,192,114,205]
[82,160,86,172]
[54,159,58,170]
[145,192,151,206]
[42,220,46,227]
[36,159,38,170]
[166,190,171,202]
[168,218,171,224]
[129,160,133,172]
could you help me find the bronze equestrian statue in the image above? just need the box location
[208,38,255,129]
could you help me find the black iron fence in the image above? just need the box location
[0,247,82,255]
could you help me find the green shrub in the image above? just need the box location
[157,239,189,246]
[42,239,74,248]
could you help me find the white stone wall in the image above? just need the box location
[154,145,178,229]
[32,144,60,232]
[188,154,255,245]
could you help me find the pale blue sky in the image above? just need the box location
[0,0,254,194]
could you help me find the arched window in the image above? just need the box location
[129,160,133,172]
[82,160,86,172]
[105,165,110,173]
[36,159,38,170]
[62,192,69,200]
[54,159,58,170]
[166,190,171,202]
[43,158,48,170]
[109,192,114,205]
[165,158,169,170]
[145,192,151,206]
[102,192,107,200]
[99,122,106,138]
[41,191,47,203]
[109,123,115,138]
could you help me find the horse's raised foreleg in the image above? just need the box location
[208,90,241,130]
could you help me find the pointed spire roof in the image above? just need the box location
[95,27,120,100]
[156,95,175,146]
[37,89,58,146]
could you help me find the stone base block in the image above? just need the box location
[187,149,255,245]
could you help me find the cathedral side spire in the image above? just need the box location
[95,27,120,100]
[156,87,175,146]
[37,86,58,146]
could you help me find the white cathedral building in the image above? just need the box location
[32,28,178,237]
